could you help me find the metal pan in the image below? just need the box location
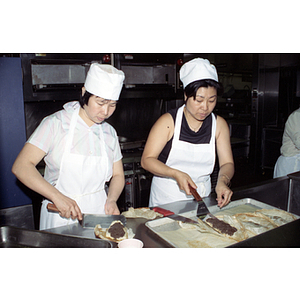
[0,226,113,248]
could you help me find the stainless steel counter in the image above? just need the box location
[0,225,113,248]
[45,200,200,248]
[45,185,300,248]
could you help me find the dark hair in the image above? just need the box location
[184,79,224,99]
[79,90,93,108]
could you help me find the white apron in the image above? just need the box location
[149,105,216,207]
[39,106,112,230]
[273,153,300,178]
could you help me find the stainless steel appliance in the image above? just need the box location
[250,54,300,172]
[21,53,110,102]
[117,145,152,212]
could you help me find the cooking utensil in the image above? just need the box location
[46,203,126,228]
[152,207,199,224]
[189,185,217,219]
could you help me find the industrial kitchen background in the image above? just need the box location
[1,53,300,229]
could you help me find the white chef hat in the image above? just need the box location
[179,58,218,88]
[84,63,125,100]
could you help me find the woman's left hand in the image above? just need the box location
[215,181,233,208]
[105,199,120,215]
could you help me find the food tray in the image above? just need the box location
[145,198,299,248]
[0,226,113,248]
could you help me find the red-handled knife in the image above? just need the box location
[153,207,198,224]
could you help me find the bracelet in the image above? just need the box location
[218,174,231,187]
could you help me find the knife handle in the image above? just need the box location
[47,203,59,212]
[189,185,203,202]
[152,207,175,217]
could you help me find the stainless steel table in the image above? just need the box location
[45,176,300,247]
[45,200,201,248]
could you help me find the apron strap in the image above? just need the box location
[173,105,184,142]
[65,105,80,153]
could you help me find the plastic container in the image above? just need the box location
[118,238,143,248]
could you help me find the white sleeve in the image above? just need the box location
[285,110,300,150]
[27,116,55,154]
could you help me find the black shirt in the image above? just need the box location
[158,107,214,164]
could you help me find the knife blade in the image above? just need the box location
[46,203,126,227]
[152,207,199,224]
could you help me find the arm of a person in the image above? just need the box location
[105,159,125,215]
[285,110,300,149]
[215,116,234,208]
[141,113,197,195]
[11,143,82,220]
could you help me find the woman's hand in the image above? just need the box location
[53,195,82,220]
[104,160,124,215]
[105,199,120,215]
[173,169,197,196]
[215,180,233,208]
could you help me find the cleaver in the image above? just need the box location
[46,203,126,228]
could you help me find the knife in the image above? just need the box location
[46,203,126,228]
[152,207,199,224]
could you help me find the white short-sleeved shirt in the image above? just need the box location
[27,101,122,185]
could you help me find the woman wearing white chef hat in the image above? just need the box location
[141,58,234,208]
[12,63,126,229]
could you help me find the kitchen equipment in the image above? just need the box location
[152,207,198,224]
[146,198,299,248]
[150,185,216,224]
[118,136,145,150]
[189,185,217,219]
[46,203,126,228]
[0,226,112,248]
[21,53,108,103]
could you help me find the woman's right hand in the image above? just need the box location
[53,195,82,221]
[173,169,197,196]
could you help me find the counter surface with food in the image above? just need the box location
[44,175,300,248]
